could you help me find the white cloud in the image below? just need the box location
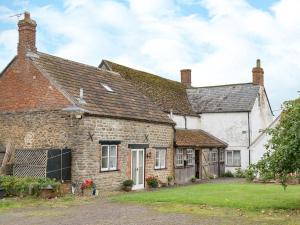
[0,0,299,112]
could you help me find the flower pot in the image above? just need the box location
[0,187,5,199]
[40,187,57,199]
[123,186,132,192]
[82,188,92,197]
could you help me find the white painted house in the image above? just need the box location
[186,60,274,172]
[250,115,280,163]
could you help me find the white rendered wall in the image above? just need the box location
[170,114,201,129]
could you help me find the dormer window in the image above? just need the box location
[101,83,113,92]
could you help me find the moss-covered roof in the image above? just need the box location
[100,60,197,116]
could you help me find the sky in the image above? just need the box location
[0,0,299,114]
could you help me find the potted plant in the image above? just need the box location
[122,180,134,192]
[191,176,196,183]
[146,176,159,189]
[167,176,173,186]
[81,179,94,196]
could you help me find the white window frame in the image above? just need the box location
[155,149,166,169]
[186,149,194,166]
[209,151,217,162]
[101,83,114,92]
[226,150,241,167]
[219,150,224,161]
[175,149,184,167]
[101,145,117,171]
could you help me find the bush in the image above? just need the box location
[122,179,134,188]
[167,176,173,184]
[244,165,257,182]
[222,171,234,177]
[191,176,196,182]
[235,168,246,178]
[0,176,60,197]
[146,176,159,188]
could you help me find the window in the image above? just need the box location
[209,151,217,162]
[101,83,114,92]
[226,150,241,166]
[175,149,184,166]
[155,149,166,169]
[186,149,194,165]
[101,145,117,171]
[219,150,224,161]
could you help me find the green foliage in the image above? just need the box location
[222,171,234,177]
[244,165,257,182]
[122,180,134,188]
[234,168,246,178]
[0,176,60,197]
[167,176,173,183]
[256,98,300,189]
[146,176,159,188]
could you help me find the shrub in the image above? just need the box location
[146,176,159,188]
[80,179,94,190]
[244,165,257,182]
[167,176,173,184]
[122,179,134,188]
[222,171,234,177]
[235,168,246,178]
[0,176,60,197]
[191,176,196,182]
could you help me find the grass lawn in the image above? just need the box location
[0,195,94,212]
[112,183,300,224]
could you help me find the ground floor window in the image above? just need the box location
[101,145,117,171]
[175,149,184,166]
[226,150,241,166]
[209,150,218,162]
[187,149,194,165]
[155,148,166,169]
[219,150,225,161]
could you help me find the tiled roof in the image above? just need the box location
[175,129,227,148]
[187,83,260,113]
[100,60,197,116]
[29,52,173,124]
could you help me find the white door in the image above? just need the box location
[131,149,144,190]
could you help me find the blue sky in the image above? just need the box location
[0,0,299,114]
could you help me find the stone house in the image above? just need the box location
[100,58,274,175]
[0,12,175,190]
[99,61,228,183]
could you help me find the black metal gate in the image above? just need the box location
[46,149,71,181]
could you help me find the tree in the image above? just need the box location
[256,97,300,189]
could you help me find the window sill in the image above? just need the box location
[100,169,120,173]
[154,167,167,170]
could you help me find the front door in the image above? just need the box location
[131,149,144,190]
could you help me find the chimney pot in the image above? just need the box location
[180,69,192,87]
[24,11,30,19]
[252,59,264,86]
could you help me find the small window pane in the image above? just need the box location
[102,157,108,170]
[102,146,108,157]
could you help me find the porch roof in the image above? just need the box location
[175,129,227,148]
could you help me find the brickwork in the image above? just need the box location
[180,69,192,87]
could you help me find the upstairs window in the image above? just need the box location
[155,149,166,169]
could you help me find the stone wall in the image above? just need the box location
[0,110,174,191]
[74,116,174,190]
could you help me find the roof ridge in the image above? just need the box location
[103,59,183,86]
[190,82,256,89]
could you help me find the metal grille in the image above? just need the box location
[14,149,47,177]
[13,149,71,181]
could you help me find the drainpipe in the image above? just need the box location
[184,116,187,129]
[247,112,251,166]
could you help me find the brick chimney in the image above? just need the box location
[180,69,191,87]
[252,59,264,86]
[17,12,37,58]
